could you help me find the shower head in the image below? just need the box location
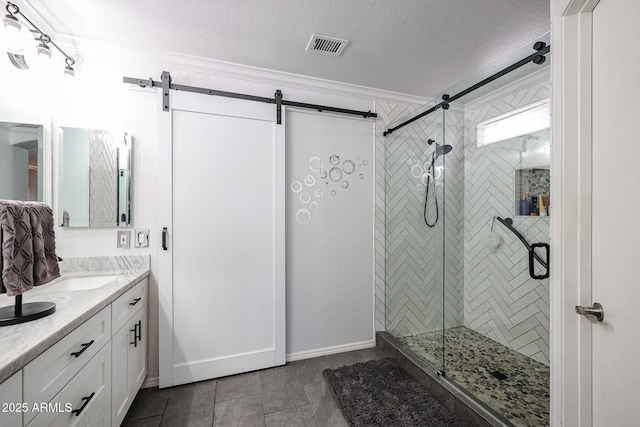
[427,139,453,157]
[426,139,453,161]
[435,144,453,158]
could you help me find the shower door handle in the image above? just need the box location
[529,243,549,279]
[575,302,604,323]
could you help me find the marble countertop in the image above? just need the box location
[0,255,150,384]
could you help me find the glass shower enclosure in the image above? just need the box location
[383,36,551,427]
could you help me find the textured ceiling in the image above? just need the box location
[23,0,550,97]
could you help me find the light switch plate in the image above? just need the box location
[117,230,131,249]
[135,229,149,248]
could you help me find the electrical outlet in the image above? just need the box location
[117,230,131,249]
[135,229,149,248]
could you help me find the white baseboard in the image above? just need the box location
[141,376,159,389]
[143,340,376,386]
[286,339,376,362]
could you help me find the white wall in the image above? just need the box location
[0,42,425,383]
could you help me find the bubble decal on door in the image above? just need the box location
[290,153,370,224]
[291,181,302,193]
[308,157,323,172]
[342,160,356,174]
[329,167,343,182]
[296,209,311,224]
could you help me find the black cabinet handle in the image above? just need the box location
[130,324,138,347]
[70,340,94,358]
[162,227,168,250]
[130,320,142,347]
[129,297,142,306]
[72,392,95,416]
[529,243,550,280]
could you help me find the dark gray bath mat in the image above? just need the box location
[323,358,466,427]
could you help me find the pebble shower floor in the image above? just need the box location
[400,326,549,427]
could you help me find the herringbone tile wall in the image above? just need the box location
[462,78,551,365]
[376,101,465,338]
[375,77,551,366]
[89,129,118,227]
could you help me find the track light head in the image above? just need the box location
[3,5,31,56]
[3,3,21,32]
[7,52,28,69]
[2,2,77,75]
[34,33,51,59]
[3,12,21,31]
[63,57,75,77]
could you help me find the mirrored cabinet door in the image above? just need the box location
[58,127,132,228]
[0,121,50,204]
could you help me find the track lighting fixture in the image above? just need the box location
[1,1,76,75]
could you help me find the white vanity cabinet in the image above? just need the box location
[23,306,112,425]
[87,395,111,427]
[111,280,147,427]
[0,275,149,427]
[26,344,111,427]
[0,371,23,426]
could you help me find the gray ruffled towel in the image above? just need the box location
[0,200,60,297]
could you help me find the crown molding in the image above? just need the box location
[53,34,430,108]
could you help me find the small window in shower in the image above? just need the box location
[476,99,550,146]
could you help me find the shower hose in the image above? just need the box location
[423,155,438,227]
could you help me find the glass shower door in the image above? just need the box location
[384,100,446,373]
[438,59,551,426]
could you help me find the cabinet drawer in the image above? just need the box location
[112,278,147,333]
[87,393,111,427]
[0,371,22,427]
[24,306,111,424]
[27,343,111,427]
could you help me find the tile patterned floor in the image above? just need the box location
[122,348,385,427]
[400,326,550,427]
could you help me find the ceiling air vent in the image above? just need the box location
[305,34,348,57]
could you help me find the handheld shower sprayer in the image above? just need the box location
[423,139,453,227]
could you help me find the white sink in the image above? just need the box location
[49,275,121,291]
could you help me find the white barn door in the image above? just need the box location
[158,90,285,387]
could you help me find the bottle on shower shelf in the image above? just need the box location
[530,195,538,216]
[520,193,530,216]
[539,196,547,216]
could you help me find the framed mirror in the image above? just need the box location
[58,127,132,227]
[0,121,50,204]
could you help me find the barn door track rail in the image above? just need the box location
[123,71,377,124]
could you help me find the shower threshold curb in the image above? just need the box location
[376,331,514,427]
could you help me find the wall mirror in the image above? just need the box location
[58,127,132,227]
[0,121,50,204]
